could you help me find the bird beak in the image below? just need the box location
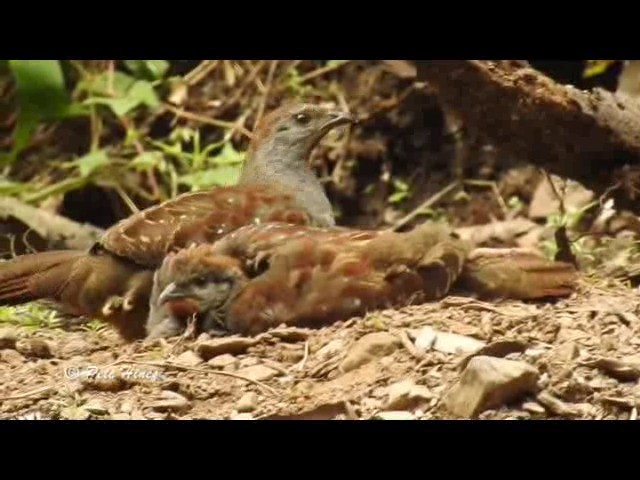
[322,110,357,131]
[158,282,188,305]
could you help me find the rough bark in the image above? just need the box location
[414,60,640,214]
[0,197,103,255]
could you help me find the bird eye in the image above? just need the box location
[193,276,207,287]
[294,113,310,124]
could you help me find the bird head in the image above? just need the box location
[146,246,249,339]
[245,103,356,170]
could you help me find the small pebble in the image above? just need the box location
[237,392,258,412]
[522,402,546,415]
[208,354,237,369]
[149,391,191,413]
[231,413,254,420]
[17,339,53,358]
[0,328,18,350]
[375,411,416,420]
[236,365,279,382]
[84,400,109,415]
[1,349,25,366]
[174,350,203,367]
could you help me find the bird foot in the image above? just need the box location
[102,296,125,317]
[102,294,136,316]
[122,296,135,311]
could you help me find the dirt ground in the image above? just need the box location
[1,275,638,420]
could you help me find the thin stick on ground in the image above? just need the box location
[214,61,267,115]
[390,181,459,231]
[541,169,567,216]
[118,359,278,396]
[540,169,578,265]
[254,60,279,128]
[20,228,37,254]
[113,183,140,214]
[291,340,310,373]
[184,60,220,86]
[329,88,354,189]
[0,384,57,402]
[463,179,509,218]
[299,61,351,83]
[164,104,253,140]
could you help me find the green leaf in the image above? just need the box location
[127,81,160,108]
[79,71,135,97]
[4,60,86,164]
[583,60,616,78]
[83,97,139,118]
[209,142,244,165]
[0,180,29,196]
[124,60,169,80]
[179,165,242,190]
[392,178,409,192]
[9,60,70,120]
[82,80,159,118]
[10,117,39,161]
[388,191,410,204]
[169,127,197,144]
[75,150,109,177]
[130,152,163,171]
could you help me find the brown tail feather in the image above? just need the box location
[0,250,84,304]
[459,248,578,300]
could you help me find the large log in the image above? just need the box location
[0,197,103,256]
[414,60,640,213]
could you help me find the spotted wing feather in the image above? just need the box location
[100,185,318,267]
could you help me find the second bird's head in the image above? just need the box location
[146,245,249,339]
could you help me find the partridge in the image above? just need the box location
[0,103,354,340]
[146,222,577,338]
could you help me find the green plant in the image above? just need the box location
[284,66,315,98]
[583,60,617,78]
[0,304,64,330]
[388,178,411,204]
[539,200,598,260]
[151,128,245,192]
[2,60,88,165]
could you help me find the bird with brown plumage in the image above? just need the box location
[146,222,578,339]
[0,103,354,340]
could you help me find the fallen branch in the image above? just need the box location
[415,60,640,214]
[0,197,103,252]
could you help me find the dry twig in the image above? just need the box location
[121,359,278,396]
[391,181,459,231]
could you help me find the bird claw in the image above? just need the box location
[122,296,135,311]
[102,293,136,316]
[102,296,124,317]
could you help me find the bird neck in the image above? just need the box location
[239,141,335,226]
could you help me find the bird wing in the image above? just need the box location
[210,223,382,274]
[225,234,388,335]
[99,185,318,267]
